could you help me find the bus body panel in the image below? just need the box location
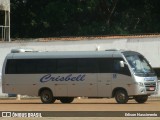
[2,50,158,101]
[97,73,112,97]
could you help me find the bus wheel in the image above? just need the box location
[60,97,74,103]
[134,95,148,103]
[115,90,128,104]
[40,89,55,104]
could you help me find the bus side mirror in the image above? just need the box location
[120,61,125,68]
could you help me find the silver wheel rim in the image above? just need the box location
[117,93,125,102]
[43,94,49,101]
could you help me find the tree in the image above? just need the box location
[10,0,160,38]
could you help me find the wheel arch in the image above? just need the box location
[112,87,128,97]
[38,87,53,96]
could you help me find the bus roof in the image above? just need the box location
[6,50,140,59]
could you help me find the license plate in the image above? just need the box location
[149,87,155,91]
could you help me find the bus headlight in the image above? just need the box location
[136,82,144,87]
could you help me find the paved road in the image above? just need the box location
[0,98,159,120]
[0,98,160,111]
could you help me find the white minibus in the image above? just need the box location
[2,49,158,104]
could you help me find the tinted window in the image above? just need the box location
[6,59,36,74]
[77,59,98,73]
[98,58,113,73]
[16,59,36,74]
[5,59,16,74]
[113,58,131,76]
[6,59,57,74]
[57,59,77,73]
[6,58,130,74]
[36,59,56,73]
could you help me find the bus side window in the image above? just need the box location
[114,58,131,76]
[77,58,98,73]
[16,59,36,74]
[36,59,57,73]
[98,58,113,73]
[57,59,77,73]
[5,59,16,74]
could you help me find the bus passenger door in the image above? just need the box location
[112,55,132,93]
[97,58,113,97]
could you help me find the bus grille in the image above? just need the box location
[144,82,156,91]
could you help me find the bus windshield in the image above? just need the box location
[124,54,155,77]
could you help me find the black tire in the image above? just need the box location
[60,97,74,103]
[115,90,128,104]
[40,89,55,104]
[134,95,148,103]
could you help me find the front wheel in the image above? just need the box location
[40,89,56,104]
[134,95,148,103]
[115,90,128,104]
[60,97,74,103]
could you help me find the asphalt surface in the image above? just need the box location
[0,98,160,111]
[0,98,159,120]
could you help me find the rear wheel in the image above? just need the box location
[40,89,55,104]
[134,95,148,103]
[60,97,74,103]
[115,90,128,104]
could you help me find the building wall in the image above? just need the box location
[1,37,160,69]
